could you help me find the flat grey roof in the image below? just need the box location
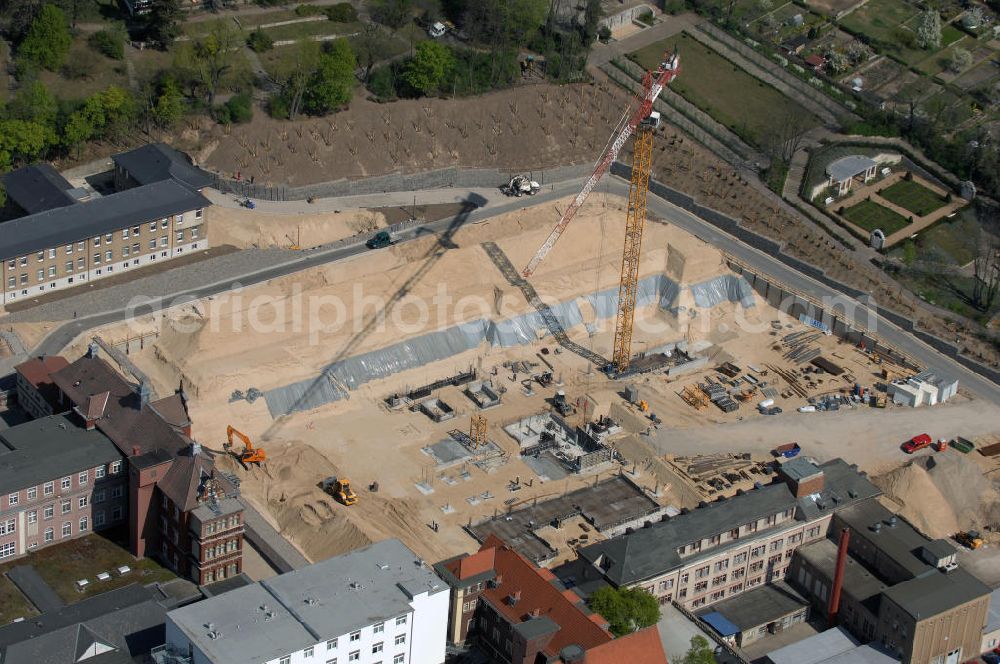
[794,539,888,605]
[0,414,124,495]
[168,539,446,664]
[836,501,934,581]
[0,179,209,260]
[1,164,76,214]
[766,626,859,664]
[826,156,877,182]
[911,369,957,388]
[699,581,807,631]
[778,457,823,482]
[883,568,990,620]
[576,459,880,586]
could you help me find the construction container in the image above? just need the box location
[951,437,975,454]
[758,399,775,410]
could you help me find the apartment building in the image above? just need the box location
[0,413,128,561]
[788,500,991,664]
[435,535,667,664]
[0,144,211,305]
[14,355,69,418]
[14,346,244,584]
[561,458,882,612]
[156,539,448,664]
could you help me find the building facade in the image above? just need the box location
[0,414,128,562]
[0,144,211,305]
[157,539,448,664]
[563,458,882,613]
[14,355,69,419]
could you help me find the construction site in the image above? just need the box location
[57,55,1000,573]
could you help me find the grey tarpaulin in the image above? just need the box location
[264,272,750,418]
[689,274,755,309]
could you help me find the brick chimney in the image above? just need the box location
[778,458,825,497]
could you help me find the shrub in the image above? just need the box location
[367,65,398,100]
[904,170,913,181]
[247,28,274,52]
[598,25,611,42]
[295,3,324,14]
[63,50,99,80]
[637,9,655,25]
[267,94,290,119]
[325,2,358,22]
[88,28,126,60]
[216,93,254,124]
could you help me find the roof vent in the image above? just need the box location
[887,515,897,527]
[349,582,363,591]
[507,591,521,606]
[204,623,214,630]
[378,563,390,571]
[208,631,220,640]
[848,489,858,498]
[305,597,319,605]
[871,522,882,534]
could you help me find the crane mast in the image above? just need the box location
[521,51,679,278]
[612,119,656,373]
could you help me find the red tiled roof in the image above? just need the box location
[456,548,495,580]
[478,536,612,657]
[584,626,668,664]
[15,356,70,388]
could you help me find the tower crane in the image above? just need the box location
[520,50,680,279]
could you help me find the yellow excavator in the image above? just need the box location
[224,425,267,466]
[322,477,358,506]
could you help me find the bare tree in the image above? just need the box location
[973,230,1000,310]
[356,22,389,83]
[762,108,813,163]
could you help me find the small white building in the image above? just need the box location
[156,539,449,664]
[888,369,958,407]
[827,155,877,196]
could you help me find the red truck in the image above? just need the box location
[902,433,932,454]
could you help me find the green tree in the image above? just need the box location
[145,0,182,49]
[681,635,717,664]
[404,40,452,94]
[7,81,58,127]
[88,24,127,60]
[587,586,660,638]
[272,41,322,119]
[17,4,72,72]
[947,47,972,73]
[0,119,54,171]
[0,183,6,208]
[371,0,413,28]
[152,76,185,128]
[356,22,390,82]
[916,9,941,49]
[247,28,274,52]
[302,39,356,115]
[192,21,243,106]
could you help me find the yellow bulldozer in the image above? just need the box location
[322,476,358,506]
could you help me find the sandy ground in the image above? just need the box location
[68,193,1000,567]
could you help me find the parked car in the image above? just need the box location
[902,433,933,454]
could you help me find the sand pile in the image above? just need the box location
[219,441,453,563]
[209,206,386,249]
[873,453,1000,538]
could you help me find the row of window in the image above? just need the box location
[281,632,408,664]
[0,513,117,560]
[202,563,239,584]
[315,655,405,664]
[204,539,240,560]
[4,212,204,271]
[677,509,797,557]
[22,487,124,525]
[204,514,241,535]
[6,464,122,507]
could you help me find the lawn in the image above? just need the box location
[889,210,981,265]
[0,530,175,604]
[842,199,912,234]
[39,39,129,100]
[840,0,919,44]
[630,33,821,148]
[0,574,37,624]
[879,179,947,216]
[261,19,360,42]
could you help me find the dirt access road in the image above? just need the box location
[647,398,1000,474]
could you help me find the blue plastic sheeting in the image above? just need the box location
[700,611,741,637]
[264,272,752,418]
[690,274,755,309]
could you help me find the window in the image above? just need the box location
[807,526,822,539]
[27,510,37,525]
[62,500,71,514]
[374,622,384,634]
[712,575,727,586]
[105,233,113,243]
[122,246,130,258]
[176,232,184,243]
[111,461,122,474]
[695,566,709,579]
[394,655,404,664]
[327,639,338,650]
[5,259,12,270]
[95,511,105,527]
[133,226,140,236]
[94,489,106,503]
[280,657,290,664]
[191,227,200,239]
[6,277,13,289]
[94,237,101,247]
[62,521,72,537]
[749,561,764,573]
[751,545,766,558]
[19,274,27,285]
[44,481,54,496]
[714,560,729,571]
[77,257,85,270]
[37,251,44,262]
[65,261,73,273]
[80,517,88,531]
[770,539,784,551]
[122,229,130,240]
[149,221,157,232]
[395,615,407,626]
[0,519,14,535]
[79,496,88,509]
[111,486,123,499]
[789,532,803,544]
[8,493,17,507]
[327,660,338,664]
[132,243,140,254]
[694,581,708,592]
[61,476,72,490]
[48,266,56,277]
[394,634,405,646]
[79,471,88,485]
[149,239,157,250]
[160,236,168,247]
[95,465,106,479]
[44,527,54,542]
[734,552,747,564]
[372,643,383,654]
[711,590,725,601]
[304,646,314,657]
[0,542,15,559]
[348,652,359,663]
[732,568,746,579]
[195,208,204,219]
[36,269,44,282]
[350,631,361,642]
[93,253,101,265]
[105,250,113,262]
[43,504,53,520]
